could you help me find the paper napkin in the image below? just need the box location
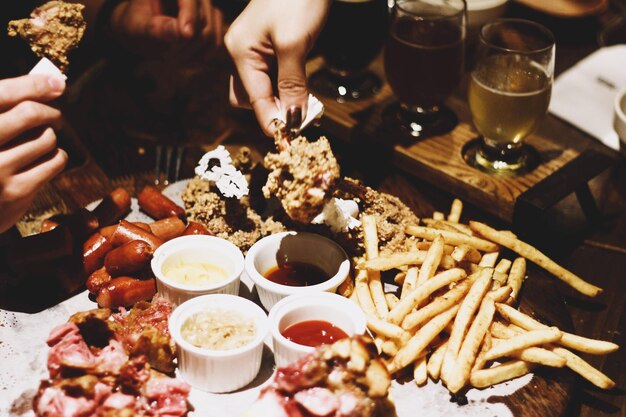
[549,45,626,151]
[272,94,325,131]
[29,57,67,80]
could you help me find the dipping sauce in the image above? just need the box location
[163,259,229,287]
[264,262,329,287]
[181,309,256,350]
[281,320,349,347]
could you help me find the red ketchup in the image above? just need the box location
[281,320,349,347]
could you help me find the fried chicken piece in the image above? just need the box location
[263,136,340,224]
[8,1,86,71]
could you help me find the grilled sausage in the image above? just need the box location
[148,217,186,241]
[86,266,112,295]
[104,240,154,277]
[91,188,132,227]
[83,231,114,276]
[137,185,185,220]
[181,221,212,236]
[96,276,156,308]
[110,220,164,251]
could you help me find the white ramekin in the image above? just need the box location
[244,231,351,311]
[151,235,244,307]
[168,293,268,393]
[268,292,367,368]
[614,87,626,155]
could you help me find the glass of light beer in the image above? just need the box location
[310,0,388,101]
[384,0,466,138]
[468,19,555,174]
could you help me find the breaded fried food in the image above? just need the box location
[263,136,340,223]
[8,1,86,71]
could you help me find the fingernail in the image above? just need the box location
[48,76,65,92]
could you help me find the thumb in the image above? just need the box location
[276,45,309,121]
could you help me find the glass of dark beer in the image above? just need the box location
[310,0,389,101]
[384,0,465,138]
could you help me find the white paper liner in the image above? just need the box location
[29,57,67,80]
[272,94,325,131]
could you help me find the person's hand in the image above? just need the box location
[0,75,68,233]
[225,0,330,136]
[109,0,225,55]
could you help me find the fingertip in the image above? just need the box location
[182,21,194,38]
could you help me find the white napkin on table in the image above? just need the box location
[549,45,626,151]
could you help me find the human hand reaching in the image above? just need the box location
[225,0,330,136]
[0,75,68,233]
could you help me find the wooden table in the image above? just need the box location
[1,2,624,417]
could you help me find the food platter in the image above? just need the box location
[0,179,582,417]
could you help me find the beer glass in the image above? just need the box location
[384,0,465,138]
[468,19,555,174]
[310,0,388,101]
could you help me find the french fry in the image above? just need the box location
[447,297,496,393]
[415,234,445,288]
[469,221,602,297]
[490,321,521,339]
[388,268,467,325]
[495,303,619,355]
[394,271,406,285]
[414,356,428,386]
[367,315,409,342]
[441,268,493,383]
[385,292,400,310]
[507,257,527,302]
[416,241,455,255]
[551,347,615,389]
[391,305,460,373]
[484,327,562,361]
[448,198,463,223]
[406,225,499,252]
[362,215,389,318]
[382,339,399,356]
[433,211,445,220]
[402,278,473,330]
[472,332,492,373]
[355,269,379,319]
[479,251,499,268]
[422,219,474,236]
[495,259,512,274]
[451,244,482,264]
[427,340,449,380]
[421,219,465,235]
[362,251,456,271]
[401,267,419,299]
[470,360,533,388]
[512,346,566,367]
[487,285,512,303]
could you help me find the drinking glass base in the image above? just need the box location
[382,103,458,141]
[462,138,539,176]
[310,68,381,102]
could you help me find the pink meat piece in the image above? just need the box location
[35,386,96,417]
[294,387,339,417]
[143,375,191,417]
[93,382,113,405]
[274,353,327,394]
[94,339,128,375]
[47,322,96,378]
[100,392,137,411]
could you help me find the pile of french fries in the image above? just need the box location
[346,199,618,394]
